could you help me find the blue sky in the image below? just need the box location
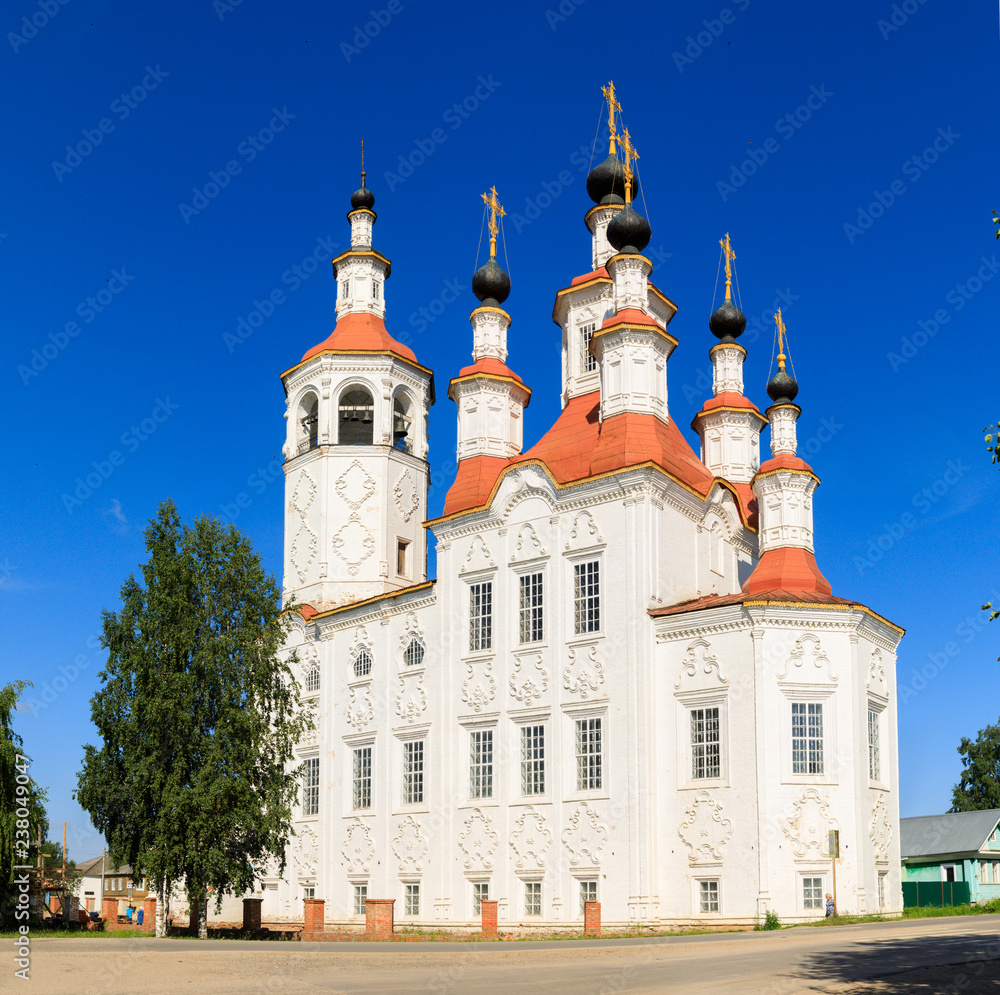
[2,0,998,861]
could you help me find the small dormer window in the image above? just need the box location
[341,279,350,300]
[580,322,597,374]
[372,280,381,301]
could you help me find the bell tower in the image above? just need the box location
[279,165,434,610]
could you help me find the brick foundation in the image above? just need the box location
[364,898,394,938]
[101,896,118,926]
[480,899,498,936]
[584,900,601,937]
[243,897,262,933]
[303,898,324,938]
[142,896,156,933]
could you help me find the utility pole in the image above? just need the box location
[62,822,67,923]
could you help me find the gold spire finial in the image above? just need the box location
[775,308,787,371]
[616,128,639,204]
[720,233,736,303]
[481,185,505,260]
[601,80,622,156]
[360,138,366,187]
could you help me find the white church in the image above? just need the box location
[263,91,904,929]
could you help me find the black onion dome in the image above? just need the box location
[709,300,747,341]
[766,369,799,403]
[607,202,651,254]
[350,179,375,211]
[472,257,511,306]
[586,152,627,205]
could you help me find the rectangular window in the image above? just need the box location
[521,724,545,795]
[792,702,824,774]
[352,747,372,810]
[470,729,493,799]
[469,581,493,652]
[473,882,489,916]
[699,880,720,913]
[691,707,721,779]
[580,879,597,915]
[580,322,597,374]
[573,561,601,634]
[519,572,544,644]
[802,876,824,911]
[405,883,419,916]
[341,279,349,300]
[397,539,409,578]
[303,886,315,900]
[524,881,541,917]
[575,717,603,791]
[302,756,320,816]
[373,279,381,300]
[868,708,880,781]
[354,885,367,915]
[403,740,425,805]
[878,872,887,909]
[994,862,1000,885]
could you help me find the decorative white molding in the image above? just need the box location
[777,633,839,684]
[511,523,548,562]
[396,671,427,723]
[345,683,373,730]
[779,788,838,860]
[677,791,733,865]
[293,823,319,877]
[458,808,499,872]
[509,653,548,704]
[392,815,428,873]
[394,469,419,523]
[508,807,552,873]
[564,645,605,698]
[565,510,604,550]
[675,638,729,692]
[342,818,375,875]
[461,657,497,713]
[290,472,318,582]
[561,803,608,868]
[460,536,496,574]
[870,794,892,863]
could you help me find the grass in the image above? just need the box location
[801,897,1000,927]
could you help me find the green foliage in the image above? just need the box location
[76,500,312,923]
[0,681,49,929]
[754,909,781,930]
[950,720,1000,811]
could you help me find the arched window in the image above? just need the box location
[339,388,374,445]
[305,663,320,693]
[393,393,413,452]
[403,638,425,668]
[298,393,319,453]
[353,648,373,678]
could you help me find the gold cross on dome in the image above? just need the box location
[719,232,736,302]
[601,80,622,155]
[616,128,639,204]
[481,185,505,259]
[775,308,787,371]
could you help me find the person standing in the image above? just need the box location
[825,893,835,917]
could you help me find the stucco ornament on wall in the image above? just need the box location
[342,819,374,875]
[290,471,318,582]
[509,653,548,703]
[561,804,608,867]
[458,808,499,872]
[462,657,496,713]
[678,791,734,864]
[392,815,428,873]
[564,644,605,698]
[780,788,839,860]
[509,807,552,872]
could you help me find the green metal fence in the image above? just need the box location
[902,880,971,907]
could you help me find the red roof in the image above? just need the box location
[692,391,767,422]
[649,587,857,617]
[599,307,662,330]
[757,453,817,477]
[300,311,418,365]
[454,357,524,384]
[442,456,510,517]
[569,266,610,286]
[743,546,832,596]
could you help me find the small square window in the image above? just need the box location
[699,879,719,913]
[354,885,367,915]
[303,886,315,900]
[473,882,489,916]
[802,876,824,911]
[579,880,597,915]
[397,539,410,578]
[405,884,419,916]
[524,881,541,917]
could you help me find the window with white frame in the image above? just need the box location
[404,637,425,668]
[521,724,545,795]
[469,581,493,652]
[373,279,381,300]
[303,886,315,900]
[352,746,372,810]
[691,707,721,779]
[405,883,419,916]
[341,279,349,300]
[353,884,367,915]
[802,876,824,911]
[403,740,424,804]
[354,648,373,678]
[699,879,720,913]
[302,756,319,816]
[305,663,320,694]
[519,572,544,644]
[792,702,824,774]
[524,881,541,916]
[473,882,489,916]
[579,879,597,914]
[878,872,887,909]
[868,708,880,781]
[573,560,601,634]
[994,862,1000,885]
[575,717,602,791]
[580,322,597,374]
[470,729,493,799]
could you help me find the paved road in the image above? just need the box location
[22,915,1000,994]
